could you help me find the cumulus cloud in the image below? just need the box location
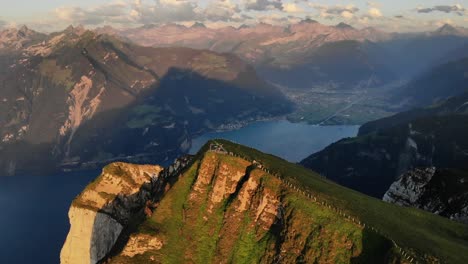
[368,7,383,18]
[130,0,199,24]
[283,3,303,14]
[310,4,359,19]
[55,2,129,25]
[256,13,289,24]
[203,0,241,21]
[434,18,455,27]
[51,0,246,26]
[417,5,466,16]
[244,0,283,11]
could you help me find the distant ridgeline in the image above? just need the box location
[61,140,468,264]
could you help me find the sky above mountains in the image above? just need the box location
[0,0,467,32]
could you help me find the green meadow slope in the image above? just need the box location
[104,140,468,264]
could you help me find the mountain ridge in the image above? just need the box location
[62,140,468,264]
[0,28,291,176]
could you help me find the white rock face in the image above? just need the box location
[60,162,164,264]
[384,167,468,223]
[383,167,436,206]
[60,207,123,264]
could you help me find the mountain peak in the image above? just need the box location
[18,25,30,33]
[63,25,86,36]
[434,23,460,36]
[300,18,318,24]
[335,22,354,29]
[238,24,250,30]
[141,24,158,29]
[191,22,206,29]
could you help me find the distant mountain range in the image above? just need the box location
[0,26,290,176]
[93,21,468,89]
[97,20,395,88]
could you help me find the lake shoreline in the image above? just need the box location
[189,120,359,163]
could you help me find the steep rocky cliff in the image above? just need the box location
[384,167,468,224]
[60,162,164,264]
[61,156,192,264]
[63,140,468,264]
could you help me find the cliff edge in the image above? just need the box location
[60,162,163,264]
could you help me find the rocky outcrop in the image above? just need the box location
[60,155,193,264]
[60,162,163,264]
[120,234,163,258]
[384,167,468,223]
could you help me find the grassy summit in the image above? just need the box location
[108,140,468,264]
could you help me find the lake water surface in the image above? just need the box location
[0,120,358,264]
[0,171,98,264]
[190,120,359,162]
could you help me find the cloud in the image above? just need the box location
[256,13,289,24]
[244,0,283,11]
[340,11,354,19]
[310,4,359,19]
[417,5,466,16]
[366,1,380,8]
[368,7,383,18]
[203,0,241,22]
[434,18,455,27]
[55,2,130,25]
[283,3,303,14]
[130,0,199,24]
[52,0,245,26]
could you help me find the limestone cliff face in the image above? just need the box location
[61,207,123,264]
[60,162,163,264]
[384,167,468,223]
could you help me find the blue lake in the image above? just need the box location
[0,120,358,264]
[0,171,98,264]
[190,120,359,162]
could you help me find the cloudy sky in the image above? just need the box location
[0,0,467,32]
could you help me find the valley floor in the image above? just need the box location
[276,80,407,125]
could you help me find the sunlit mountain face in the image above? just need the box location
[1,1,468,264]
